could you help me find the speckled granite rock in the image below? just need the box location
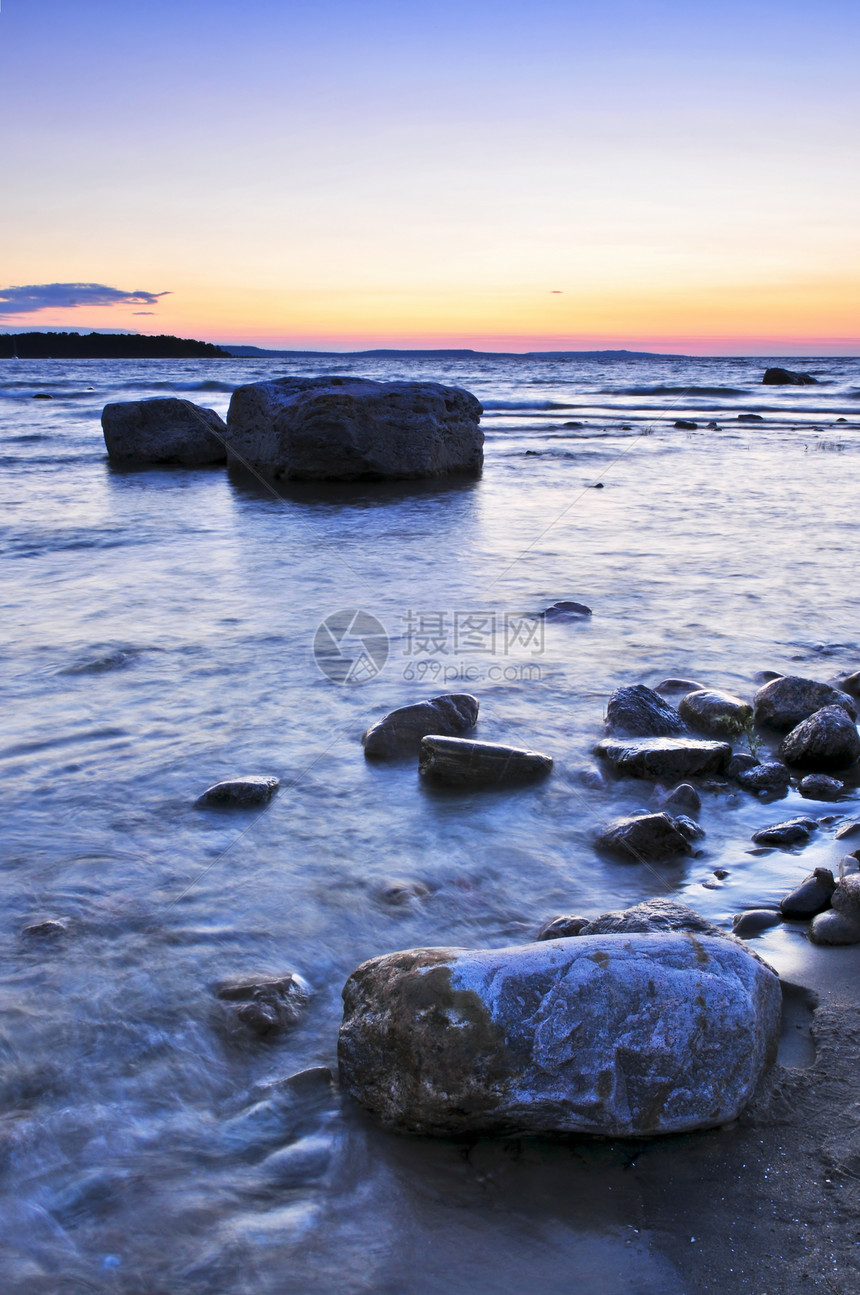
[363,694,478,759]
[338,934,781,1136]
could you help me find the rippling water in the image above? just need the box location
[1,352,859,1291]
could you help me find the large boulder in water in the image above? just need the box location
[753,675,856,731]
[101,398,228,465]
[225,375,483,480]
[761,367,818,386]
[605,684,685,737]
[362,694,478,759]
[779,706,860,772]
[337,934,781,1136]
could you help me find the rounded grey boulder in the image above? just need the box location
[678,688,752,738]
[225,376,483,480]
[779,706,860,773]
[195,776,280,807]
[605,684,685,737]
[338,934,782,1136]
[101,398,228,465]
[780,868,836,919]
[362,694,478,759]
[597,812,692,861]
[753,675,856,732]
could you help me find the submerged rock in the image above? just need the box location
[678,689,753,738]
[542,601,592,619]
[799,773,844,801]
[337,934,782,1136]
[751,817,818,848]
[762,367,818,386]
[595,736,731,781]
[810,875,860,945]
[362,694,478,759]
[779,706,860,772]
[605,684,685,737]
[215,972,312,1039]
[597,812,692,861]
[732,910,782,938]
[537,914,590,940]
[656,782,702,816]
[653,678,707,695]
[780,869,836,919]
[735,761,792,795]
[418,736,552,787]
[195,776,280,808]
[21,918,67,940]
[378,879,431,906]
[101,398,228,465]
[225,376,483,480]
[753,675,856,731]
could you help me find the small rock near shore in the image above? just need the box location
[799,773,844,801]
[362,694,478,759]
[653,678,707,695]
[780,868,836,919]
[577,898,722,937]
[779,706,860,773]
[215,972,312,1039]
[809,875,860,945]
[753,675,856,732]
[537,914,590,940]
[597,812,692,861]
[418,736,552,787]
[656,782,702,816]
[839,671,860,699]
[605,684,685,737]
[196,776,280,808]
[678,689,753,738]
[751,817,818,848]
[732,910,782,937]
[735,762,792,795]
[596,736,731,782]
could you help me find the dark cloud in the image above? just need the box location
[0,283,170,316]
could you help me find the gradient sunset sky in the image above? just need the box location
[1,0,857,353]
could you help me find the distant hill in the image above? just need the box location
[221,345,683,360]
[0,332,229,359]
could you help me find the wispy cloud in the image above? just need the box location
[0,283,170,316]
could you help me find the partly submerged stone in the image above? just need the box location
[799,773,844,801]
[753,675,856,732]
[577,898,722,938]
[337,934,782,1136]
[605,684,685,737]
[362,694,478,759]
[678,689,753,738]
[215,972,312,1039]
[101,398,228,465]
[225,376,483,480]
[751,817,818,848]
[655,782,702,816]
[595,736,731,782]
[597,812,692,862]
[541,601,592,619]
[762,367,818,386]
[779,706,860,773]
[732,910,783,938]
[195,776,280,808]
[735,761,792,795]
[810,875,860,945]
[780,869,836,919]
[418,736,552,787]
[653,678,707,695]
[537,914,590,941]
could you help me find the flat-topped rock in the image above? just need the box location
[338,933,781,1136]
[753,675,856,731]
[362,694,478,759]
[605,684,685,737]
[678,688,752,737]
[597,812,692,861]
[102,397,228,465]
[780,706,860,773]
[762,367,818,386]
[225,375,483,480]
[195,776,280,808]
[595,736,731,781]
[418,736,552,787]
[751,817,818,848]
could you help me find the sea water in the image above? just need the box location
[1,352,858,1291]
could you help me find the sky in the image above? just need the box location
[0,0,858,353]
